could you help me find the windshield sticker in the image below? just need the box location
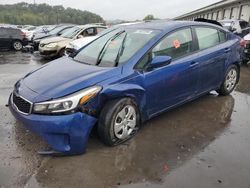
[173,39,181,49]
[134,30,153,35]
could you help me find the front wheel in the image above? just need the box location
[98,98,140,146]
[217,65,239,96]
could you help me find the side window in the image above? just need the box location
[152,28,193,60]
[218,30,226,43]
[97,27,106,34]
[84,28,96,36]
[0,28,8,37]
[240,21,249,29]
[195,27,219,50]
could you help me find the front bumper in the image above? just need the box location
[8,95,97,155]
[39,46,58,57]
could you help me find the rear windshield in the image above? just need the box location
[74,28,160,67]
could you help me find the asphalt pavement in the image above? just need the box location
[0,51,250,188]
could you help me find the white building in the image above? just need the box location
[175,0,250,22]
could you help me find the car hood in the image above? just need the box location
[33,33,51,40]
[40,36,70,45]
[33,33,49,40]
[22,57,120,102]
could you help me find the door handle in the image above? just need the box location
[224,48,231,53]
[190,61,199,68]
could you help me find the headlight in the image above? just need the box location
[33,86,102,114]
[46,43,57,48]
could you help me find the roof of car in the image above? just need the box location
[122,20,225,31]
[76,24,107,29]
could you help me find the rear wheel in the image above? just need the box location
[12,40,23,51]
[98,98,140,146]
[217,65,239,96]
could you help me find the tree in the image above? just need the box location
[143,14,155,21]
[0,3,104,25]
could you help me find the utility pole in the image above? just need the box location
[33,0,36,4]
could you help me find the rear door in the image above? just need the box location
[0,28,11,48]
[193,26,230,94]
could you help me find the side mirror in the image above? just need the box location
[148,56,172,69]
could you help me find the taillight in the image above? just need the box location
[21,31,26,38]
[240,39,247,48]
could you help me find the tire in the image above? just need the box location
[12,40,23,51]
[217,65,239,96]
[58,48,65,57]
[98,98,140,146]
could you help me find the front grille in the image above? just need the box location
[12,93,32,114]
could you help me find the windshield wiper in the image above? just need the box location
[115,33,127,66]
[96,30,125,66]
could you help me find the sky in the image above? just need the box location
[0,0,221,20]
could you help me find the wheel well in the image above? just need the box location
[98,96,143,123]
[12,39,22,44]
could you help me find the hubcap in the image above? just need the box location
[114,105,137,140]
[225,69,237,91]
[14,42,22,50]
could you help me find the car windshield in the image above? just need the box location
[74,28,160,67]
[49,26,67,35]
[61,26,81,38]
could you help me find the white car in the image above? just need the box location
[65,22,142,56]
[65,36,98,56]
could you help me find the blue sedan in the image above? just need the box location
[9,21,242,155]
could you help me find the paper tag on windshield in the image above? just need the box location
[134,30,153,35]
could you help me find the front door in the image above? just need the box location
[142,28,199,117]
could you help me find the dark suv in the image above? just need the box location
[0,27,28,51]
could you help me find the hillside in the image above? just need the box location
[0,2,104,25]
